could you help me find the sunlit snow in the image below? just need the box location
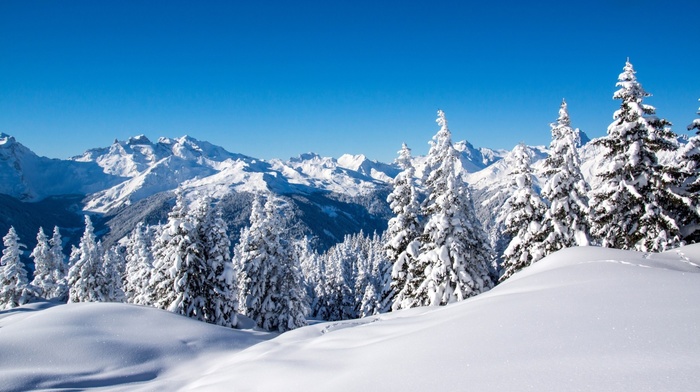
[2,245,699,391]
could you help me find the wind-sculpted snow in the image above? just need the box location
[1,245,699,391]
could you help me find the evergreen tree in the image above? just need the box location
[360,232,390,316]
[30,227,53,299]
[148,191,210,321]
[102,245,126,302]
[195,198,238,328]
[500,144,548,282]
[590,59,685,251]
[124,223,154,305]
[48,226,68,301]
[235,194,308,331]
[67,216,108,302]
[413,110,494,306]
[385,143,424,311]
[674,100,700,240]
[0,227,31,309]
[539,99,591,253]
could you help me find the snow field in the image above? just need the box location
[1,245,699,391]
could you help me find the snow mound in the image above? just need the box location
[0,302,271,391]
[2,246,700,391]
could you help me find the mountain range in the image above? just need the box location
[0,131,590,257]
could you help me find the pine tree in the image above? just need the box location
[318,235,362,320]
[30,227,67,300]
[67,216,108,302]
[500,144,548,282]
[30,227,53,299]
[0,227,31,309]
[385,143,424,311]
[360,232,390,316]
[48,226,68,301]
[102,246,126,302]
[124,223,154,305]
[148,191,210,321]
[590,59,684,251]
[195,198,238,328]
[413,110,494,306]
[235,194,308,331]
[674,99,700,240]
[539,99,591,253]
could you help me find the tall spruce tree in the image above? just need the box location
[30,227,53,299]
[48,227,68,301]
[413,110,494,306]
[674,99,700,240]
[148,191,210,321]
[540,99,591,253]
[67,216,108,302]
[590,59,685,251]
[0,227,31,309]
[124,223,154,305]
[195,198,238,328]
[235,194,308,331]
[385,143,424,311]
[500,144,548,282]
[102,245,126,302]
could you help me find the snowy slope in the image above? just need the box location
[1,245,699,391]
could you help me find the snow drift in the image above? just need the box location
[1,245,699,391]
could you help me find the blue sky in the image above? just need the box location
[1,1,698,163]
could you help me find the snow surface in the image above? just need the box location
[2,245,699,391]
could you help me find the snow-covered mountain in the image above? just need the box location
[0,133,123,201]
[69,136,395,213]
[2,244,699,391]
[0,130,596,253]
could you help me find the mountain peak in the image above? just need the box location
[0,133,16,146]
[290,152,323,162]
[126,135,152,145]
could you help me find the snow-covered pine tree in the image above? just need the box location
[413,110,494,306]
[371,232,392,314]
[359,232,390,316]
[102,245,126,302]
[274,238,309,331]
[500,143,548,282]
[384,143,424,311]
[539,99,591,253]
[30,227,53,299]
[590,59,685,251]
[48,226,68,301]
[195,197,238,328]
[235,194,308,331]
[297,235,323,312]
[0,227,31,309]
[147,190,209,321]
[124,223,154,305]
[673,99,700,240]
[67,215,108,302]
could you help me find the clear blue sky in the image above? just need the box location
[1,0,698,163]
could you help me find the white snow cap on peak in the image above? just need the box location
[126,135,152,145]
[0,133,16,146]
